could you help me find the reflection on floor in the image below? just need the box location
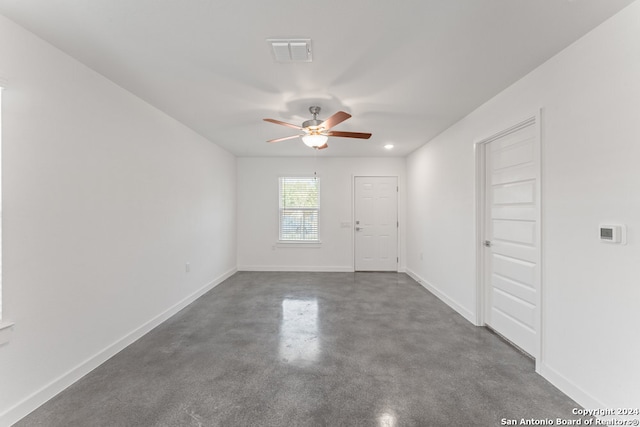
[17,272,588,426]
[280,298,319,366]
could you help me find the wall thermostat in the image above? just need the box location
[599,224,626,245]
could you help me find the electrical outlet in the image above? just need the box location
[185,262,190,273]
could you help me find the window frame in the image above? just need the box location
[278,176,321,244]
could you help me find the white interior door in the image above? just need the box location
[354,176,398,272]
[482,117,540,358]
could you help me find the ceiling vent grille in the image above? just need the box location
[267,38,312,63]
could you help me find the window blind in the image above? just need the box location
[279,177,320,241]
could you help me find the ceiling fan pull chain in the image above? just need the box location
[314,148,318,180]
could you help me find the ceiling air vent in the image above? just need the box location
[267,38,312,63]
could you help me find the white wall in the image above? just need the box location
[237,157,405,272]
[0,15,237,425]
[406,1,640,409]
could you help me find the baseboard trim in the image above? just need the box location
[536,362,605,410]
[404,271,616,415]
[0,267,237,427]
[238,265,355,272]
[405,269,476,324]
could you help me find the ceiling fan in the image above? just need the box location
[263,106,372,150]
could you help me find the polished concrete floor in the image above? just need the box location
[17,272,588,426]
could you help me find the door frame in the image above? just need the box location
[474,110,543,362]
[352,175,399,272]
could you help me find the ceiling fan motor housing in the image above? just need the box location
[302,119,323,129]
[303,106,324,131]
[302,105,324,131]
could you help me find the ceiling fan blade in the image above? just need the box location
[326,130,372,139]
[263,118,303,130]
[267,134,301,143]
[317,143,329,150]
[320,111,351,130]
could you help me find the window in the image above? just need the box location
[278,177,320,242]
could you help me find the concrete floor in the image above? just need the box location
[17,272,588,426]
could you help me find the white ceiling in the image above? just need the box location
[0,0,634,157]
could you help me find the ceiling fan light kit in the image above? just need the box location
[302,134,328,148]
[264,106,372,150]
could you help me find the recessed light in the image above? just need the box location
[384,144,394,150]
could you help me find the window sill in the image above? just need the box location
[276,241,322,248]
[0,321,15,346]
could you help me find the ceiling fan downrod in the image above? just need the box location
[302,106,324,129]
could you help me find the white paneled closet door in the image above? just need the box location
[482,116,541,358]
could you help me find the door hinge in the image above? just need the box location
[397,221,399,228]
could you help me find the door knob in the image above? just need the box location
[355,227,363,231]
[484,240,492,247]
